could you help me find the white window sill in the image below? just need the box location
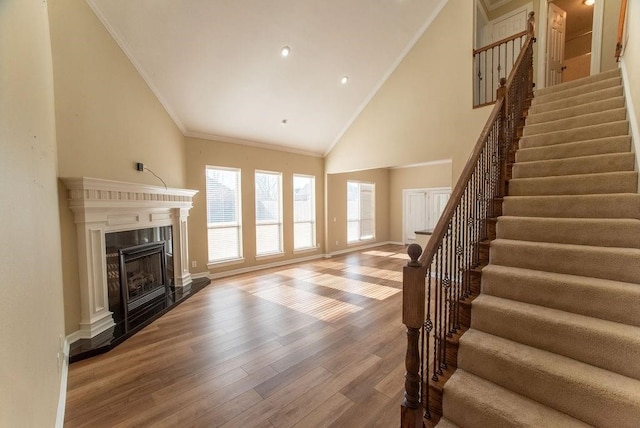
[255,252,285,261]
[293,246,320,254]
[207,257,245,269]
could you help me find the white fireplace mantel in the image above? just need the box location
[62,177,198,339]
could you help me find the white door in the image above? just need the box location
[403,188,451,245]
[404,191,427,245]
[546,2,567,87]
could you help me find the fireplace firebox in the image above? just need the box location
[106,226,173,333]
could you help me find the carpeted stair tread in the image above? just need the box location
[526,96,625,125]
[489,239,640,284]
[471,294,640,380]
[502,194,640,219]
[508,171,638,196]
[434,417,461,428]
[519,120,629,149]
[531,76,621,105]
[481,264,640,328]
[533,68,620,97]
[523,107,627,136]
[528,86,624,115]
[495,216,640,248]
[515,135,631,162]
[512,152,636,178]
[457,329,640,427]
[442,369,589,428]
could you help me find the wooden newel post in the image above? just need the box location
[401,243,426,428]
[497,78,508,197]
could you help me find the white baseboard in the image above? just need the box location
[55,336,71,428]
[209,253,325,279]
[325,241,403,258]
[209,241,405,278]
[190,271,210,280]
[620,60,640,189]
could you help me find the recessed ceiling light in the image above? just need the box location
[281,119,288,125]
[341,76,349,85]
[281,46,291,57]
[584,0,594,5]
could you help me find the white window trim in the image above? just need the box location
[293,173,317,251]
[347,180,376,244]
[255,170,284,256]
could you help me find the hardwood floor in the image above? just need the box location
[65,244,410,427]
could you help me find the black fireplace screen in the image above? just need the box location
[120,242,166,311]
[105,226,173,330]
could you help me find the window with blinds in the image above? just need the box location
[347,181,375,243]
[293,174,316,250]
[255,170,283,256]
[205,166,242,263]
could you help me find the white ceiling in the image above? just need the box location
[87,0,444,156]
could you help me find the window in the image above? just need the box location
[255,171,283,256]
[347,181,375,243]
[293,174,316,250]
[206,166,242,263]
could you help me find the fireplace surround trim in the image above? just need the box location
[62,177,198,339]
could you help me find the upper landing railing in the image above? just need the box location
[474,12,535,108]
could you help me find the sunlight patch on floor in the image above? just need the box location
[362,250,396,257]
[302,273,400,300]
[342,265,403,282]
[253,285,362,322]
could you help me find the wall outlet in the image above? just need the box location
[135,162,144,171]
[191,260,197,268]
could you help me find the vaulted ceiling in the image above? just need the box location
[87,0,444,156]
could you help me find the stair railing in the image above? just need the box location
[474,12,535,108]
[400,14,536,428]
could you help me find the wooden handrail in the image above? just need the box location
[420,32,534,268]
[473,30,528,55]
[615,0,628,62]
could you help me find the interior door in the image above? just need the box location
[404,191,427,244]
[546,2,567,87]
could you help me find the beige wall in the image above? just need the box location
[0,1,66,425]
[325,0,492,183]
[186,137,325,275]
[325,169,390,253]
[389,162,453,243]
[601,0,623,72]
[47,0,187,334]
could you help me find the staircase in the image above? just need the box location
[438,69,640,427]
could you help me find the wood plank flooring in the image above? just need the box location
[64,244,410,427]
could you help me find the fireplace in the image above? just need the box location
[63,177,198,340]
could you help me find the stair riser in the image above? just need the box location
[512,153,636,179]
[471,297,640,380]
[515,136,631,163]
[502,195,640,219]
[481,266,640,328]
[442,370,590,428]
[496,218,640,248]
[526,97,626,126]
[458,332,640,427]
[489,241,640,285]
[529,86,624,115]
[534,69,620,97]
[519,121,629,149]
[508,172,638,196]
[523,109,627,137]
[532,77,621,105]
